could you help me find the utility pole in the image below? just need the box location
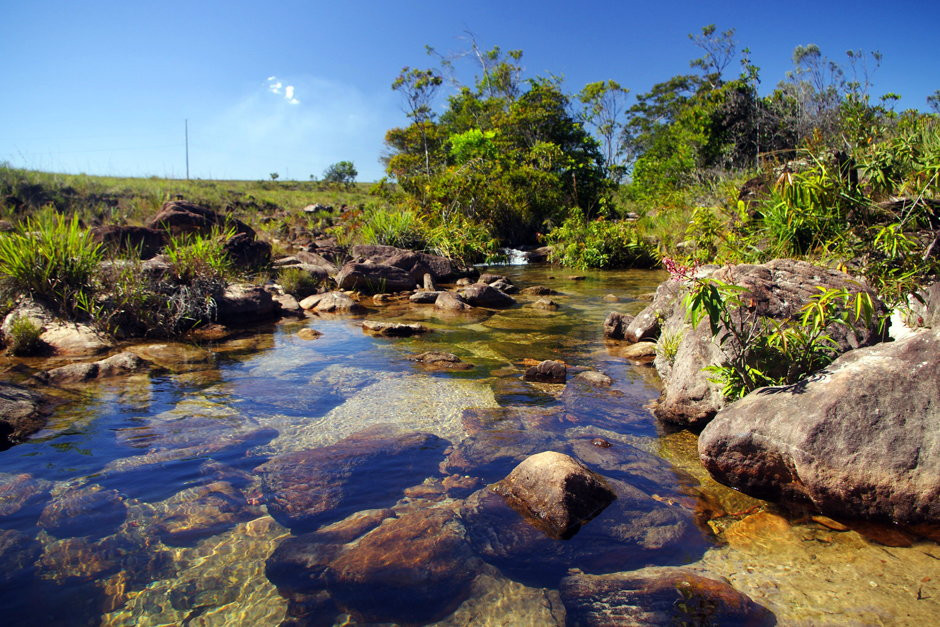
[185,119,190,180]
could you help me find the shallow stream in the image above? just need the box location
[1,266,937,625]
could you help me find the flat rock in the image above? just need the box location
[298,291,364,313]
[531,298,560,311]
[128,342,213,372]
[256,430,448,532]
[560,566,775,626]
[216,283,278,324]
[152,481,254,546]
[409,290,442,304]
[520,285,560,296]
[699,328,940,523]
[42,351,145,384]
[575,371,613,386]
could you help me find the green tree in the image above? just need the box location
[578,80,631,182]
[323,161,357,186]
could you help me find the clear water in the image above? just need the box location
[0,266,937,626]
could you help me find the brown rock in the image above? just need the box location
[603,311,634,339]
[296,328,322,340]
[146,200,253,238]
[491,451,616,540]
[42,351,146,384]
[90,225,164,259]
[457,283,516,308]
[434,291,472,311]
[152,481,253,546]
[298,291,364,313]
[408,351,472,371]
[361,321,429,337]
[520,285,560,296]
[223,232,271,267]
[699,328,940,523]
[0,383,50,449]
[216,283,278,324]
[334,262,416,294]
[531,298,560,311]
[38,485,127,539]
[0,472,51,518]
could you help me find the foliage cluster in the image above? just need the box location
[544,211,656,270]
[683,274,877,399]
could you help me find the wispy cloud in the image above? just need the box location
[267,75,299,104]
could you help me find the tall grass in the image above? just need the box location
[0,210,103,317]
[164,227,234,283]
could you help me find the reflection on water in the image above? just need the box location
[0,266,937,625]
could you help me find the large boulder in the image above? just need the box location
[640,259,886,428]
[457,283,516,308]
[490,451,616,539]
[146,200,254,238]
[90,225,165,259]
[223,232,271,268]
[349,245,473,283]
[298,291,363,313]
[603,311,633,339]
[560,566,775,626]
[216,284,278,324]
[334,262,416,293]
[0,383,49,449]
[699,328,940,524]
[255,430,448,532]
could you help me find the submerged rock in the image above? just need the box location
[151,481,255,546]
[491,451,616,540]
[699,328,940,523]
[256,430,448,532]
[41,351,145,384]
[408,351,472,371]
[0,472,52,521]
[38,485,127,539]
[560,566,775,626]
[361,320,428,337]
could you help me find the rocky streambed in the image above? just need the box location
[0,265,938,626]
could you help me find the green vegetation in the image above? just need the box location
[278,266,323,298]
[0,210,103,317]
[6,315,44,356]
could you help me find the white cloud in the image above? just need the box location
[267,76,299,104]
[284,85,300,105]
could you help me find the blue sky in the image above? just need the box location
[1,0,936,181]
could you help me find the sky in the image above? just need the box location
[1,0,937,182]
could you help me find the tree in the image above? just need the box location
[927,89,940,114]
[392,67,443,179]
[579,80,631,182]
[322,161,357,186]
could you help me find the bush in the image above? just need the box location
[0,210,103,318]
[6,315,44,356]
[358,205,427,250]
[278,267,322,298]
[545,213,657,269]
[424,215,504,265]
[93,260,221,338]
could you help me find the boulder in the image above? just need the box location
[294,250,339,276]
[90,225,165,259]
[699,328,940,524]
[409,290,442,304]
[520,285,559,296]
[255,430,448,532]
[361,321,428,337]
[461,477,702,585]
[523,246,552,262]
[911,281,940,329]
[491,451,617,540]
[223,232,272,268]
[560,567,775,626]
[2,302,111,356]
[642,259,887,428]
[334,262,416,293]
[603,311,633,339]
[434,291,472,311]
[523,359,566,383]
[41,351,145,384]
[0,382,50,449]
[127,342,213,372]
[458,283,516,308]
[146,200,253,238]
[216,284,278,324]
[298,291,363,314]
[575,370,613,386]
[350,245,473,283]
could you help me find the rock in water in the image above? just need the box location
[560,566,775,626]
[38,485,127,539]
[523,359,566,383]
[603,311,633,339]
[256,430,448,532]
[491,451,616,539]
[0,383,49,449]
[457,284,516,308]
[361,321,428,337]
[699,328,940,523]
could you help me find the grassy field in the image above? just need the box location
[0,165,380,227]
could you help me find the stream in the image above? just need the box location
[1,265,937,625]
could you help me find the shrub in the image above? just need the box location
[545,212,657,269]
[6,315,44,356]
[424,215,504,265]
[0,210,103,318]
[358,205,426,250]
[278,267,322,298]
[164,228,234,284]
